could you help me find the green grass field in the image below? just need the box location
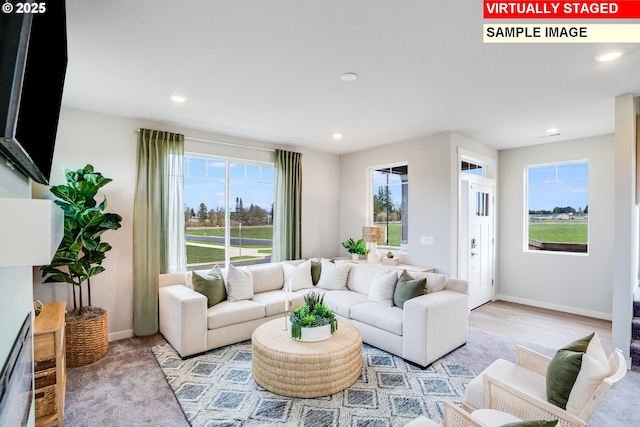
[374,223,402,247]
[186,245,263,264]
[186,227,272,264]
[528,221,588,244]
[187,226,273,239]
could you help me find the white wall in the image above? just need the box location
[0,157,37,426]
[498,135,615,319]
[339,131,497,275]
[33,107,341,340]
[612,94,639,362]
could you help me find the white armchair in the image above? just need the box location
[463,345,627,427]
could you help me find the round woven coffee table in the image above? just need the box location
[251,318,362,398]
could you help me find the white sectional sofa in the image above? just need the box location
[159,259,469,368]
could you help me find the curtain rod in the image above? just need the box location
[136,128,275,153]
[185,136,275,153]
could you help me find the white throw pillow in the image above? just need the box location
[251,263,284,293]
[368,271,398,306]
[282,259,313,291]
[316,259,350,290]
[226,265,254,302]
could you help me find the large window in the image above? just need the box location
[526,161,588,254]
[184,155,274,269]
[372,164,408,250]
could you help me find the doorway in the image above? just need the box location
[458,153,495,310]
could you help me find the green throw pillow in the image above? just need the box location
[546,332,595,410]
[311,260,322,285]
[501,421,558,427]
[192,267,227,308]
[393,270,426,308]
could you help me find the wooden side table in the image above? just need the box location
[34,302,66,427]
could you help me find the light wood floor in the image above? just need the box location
[470,300,613,354]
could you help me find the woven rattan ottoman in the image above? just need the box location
[251,318,362,398]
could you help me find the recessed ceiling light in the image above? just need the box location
[171,95,187,103]
[546,128,559,133]
[332,133,343,140]
[595,49,625,62]
[340,73,358,82]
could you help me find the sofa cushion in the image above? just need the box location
[546,332,610,415]
[470,409,522,425]
[192,267,226,308]
[282,259,313,291]
[393,270,426,308]
[321,290,369,319]
[346,264,379,295]
[465,359,547,411]
[207,300,265,329]
[316,259,350,290]
[252,290,304,317]
[351,302,403,336]
[368,270,398,306]
[226,265,254,302]
[251,263,284,293]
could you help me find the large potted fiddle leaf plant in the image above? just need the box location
[41,164,122,367]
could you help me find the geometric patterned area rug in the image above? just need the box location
[151,340,476,427]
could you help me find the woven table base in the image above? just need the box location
[251,318,362,398]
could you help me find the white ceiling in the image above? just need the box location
[61,0,640,155]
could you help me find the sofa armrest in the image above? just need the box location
[159,284,208,357]
[403,290,469,367]
[445,278,469,295]
[159,272,191,288]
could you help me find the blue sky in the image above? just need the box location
[184,157,274,212]
[528,162,588,211]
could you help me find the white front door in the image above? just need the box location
[460,176,494,309]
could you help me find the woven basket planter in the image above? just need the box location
[65,307,108,368]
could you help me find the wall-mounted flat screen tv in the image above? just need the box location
[0,1,68,185]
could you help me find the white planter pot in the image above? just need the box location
[351,253,359,260]
[290,323,333,342]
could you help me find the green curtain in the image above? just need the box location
[133,129,185,336]
[273,149,302,261]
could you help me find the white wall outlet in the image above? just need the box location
[420,236,434,245]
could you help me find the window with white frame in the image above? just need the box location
[461,160,484,176]
[372,164,408,250]
[184,155,274,268]
[526,161,588,254]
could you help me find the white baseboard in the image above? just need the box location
[494,294,612,321]
[108,329,135,342]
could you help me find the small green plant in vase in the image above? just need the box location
[289,291,338,341]
[341,237,369,259]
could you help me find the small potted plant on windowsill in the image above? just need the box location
[341,238,369,260]
[289,292,338,342]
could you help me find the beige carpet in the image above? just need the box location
[64,329,640,427]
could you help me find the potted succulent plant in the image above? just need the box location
[289,292,338,341]
[341,237,369,260]
[40,164,122,367]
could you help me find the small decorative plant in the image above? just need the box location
[387,251,394,259]
[289,291,338,340]
[341,237,369,255]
